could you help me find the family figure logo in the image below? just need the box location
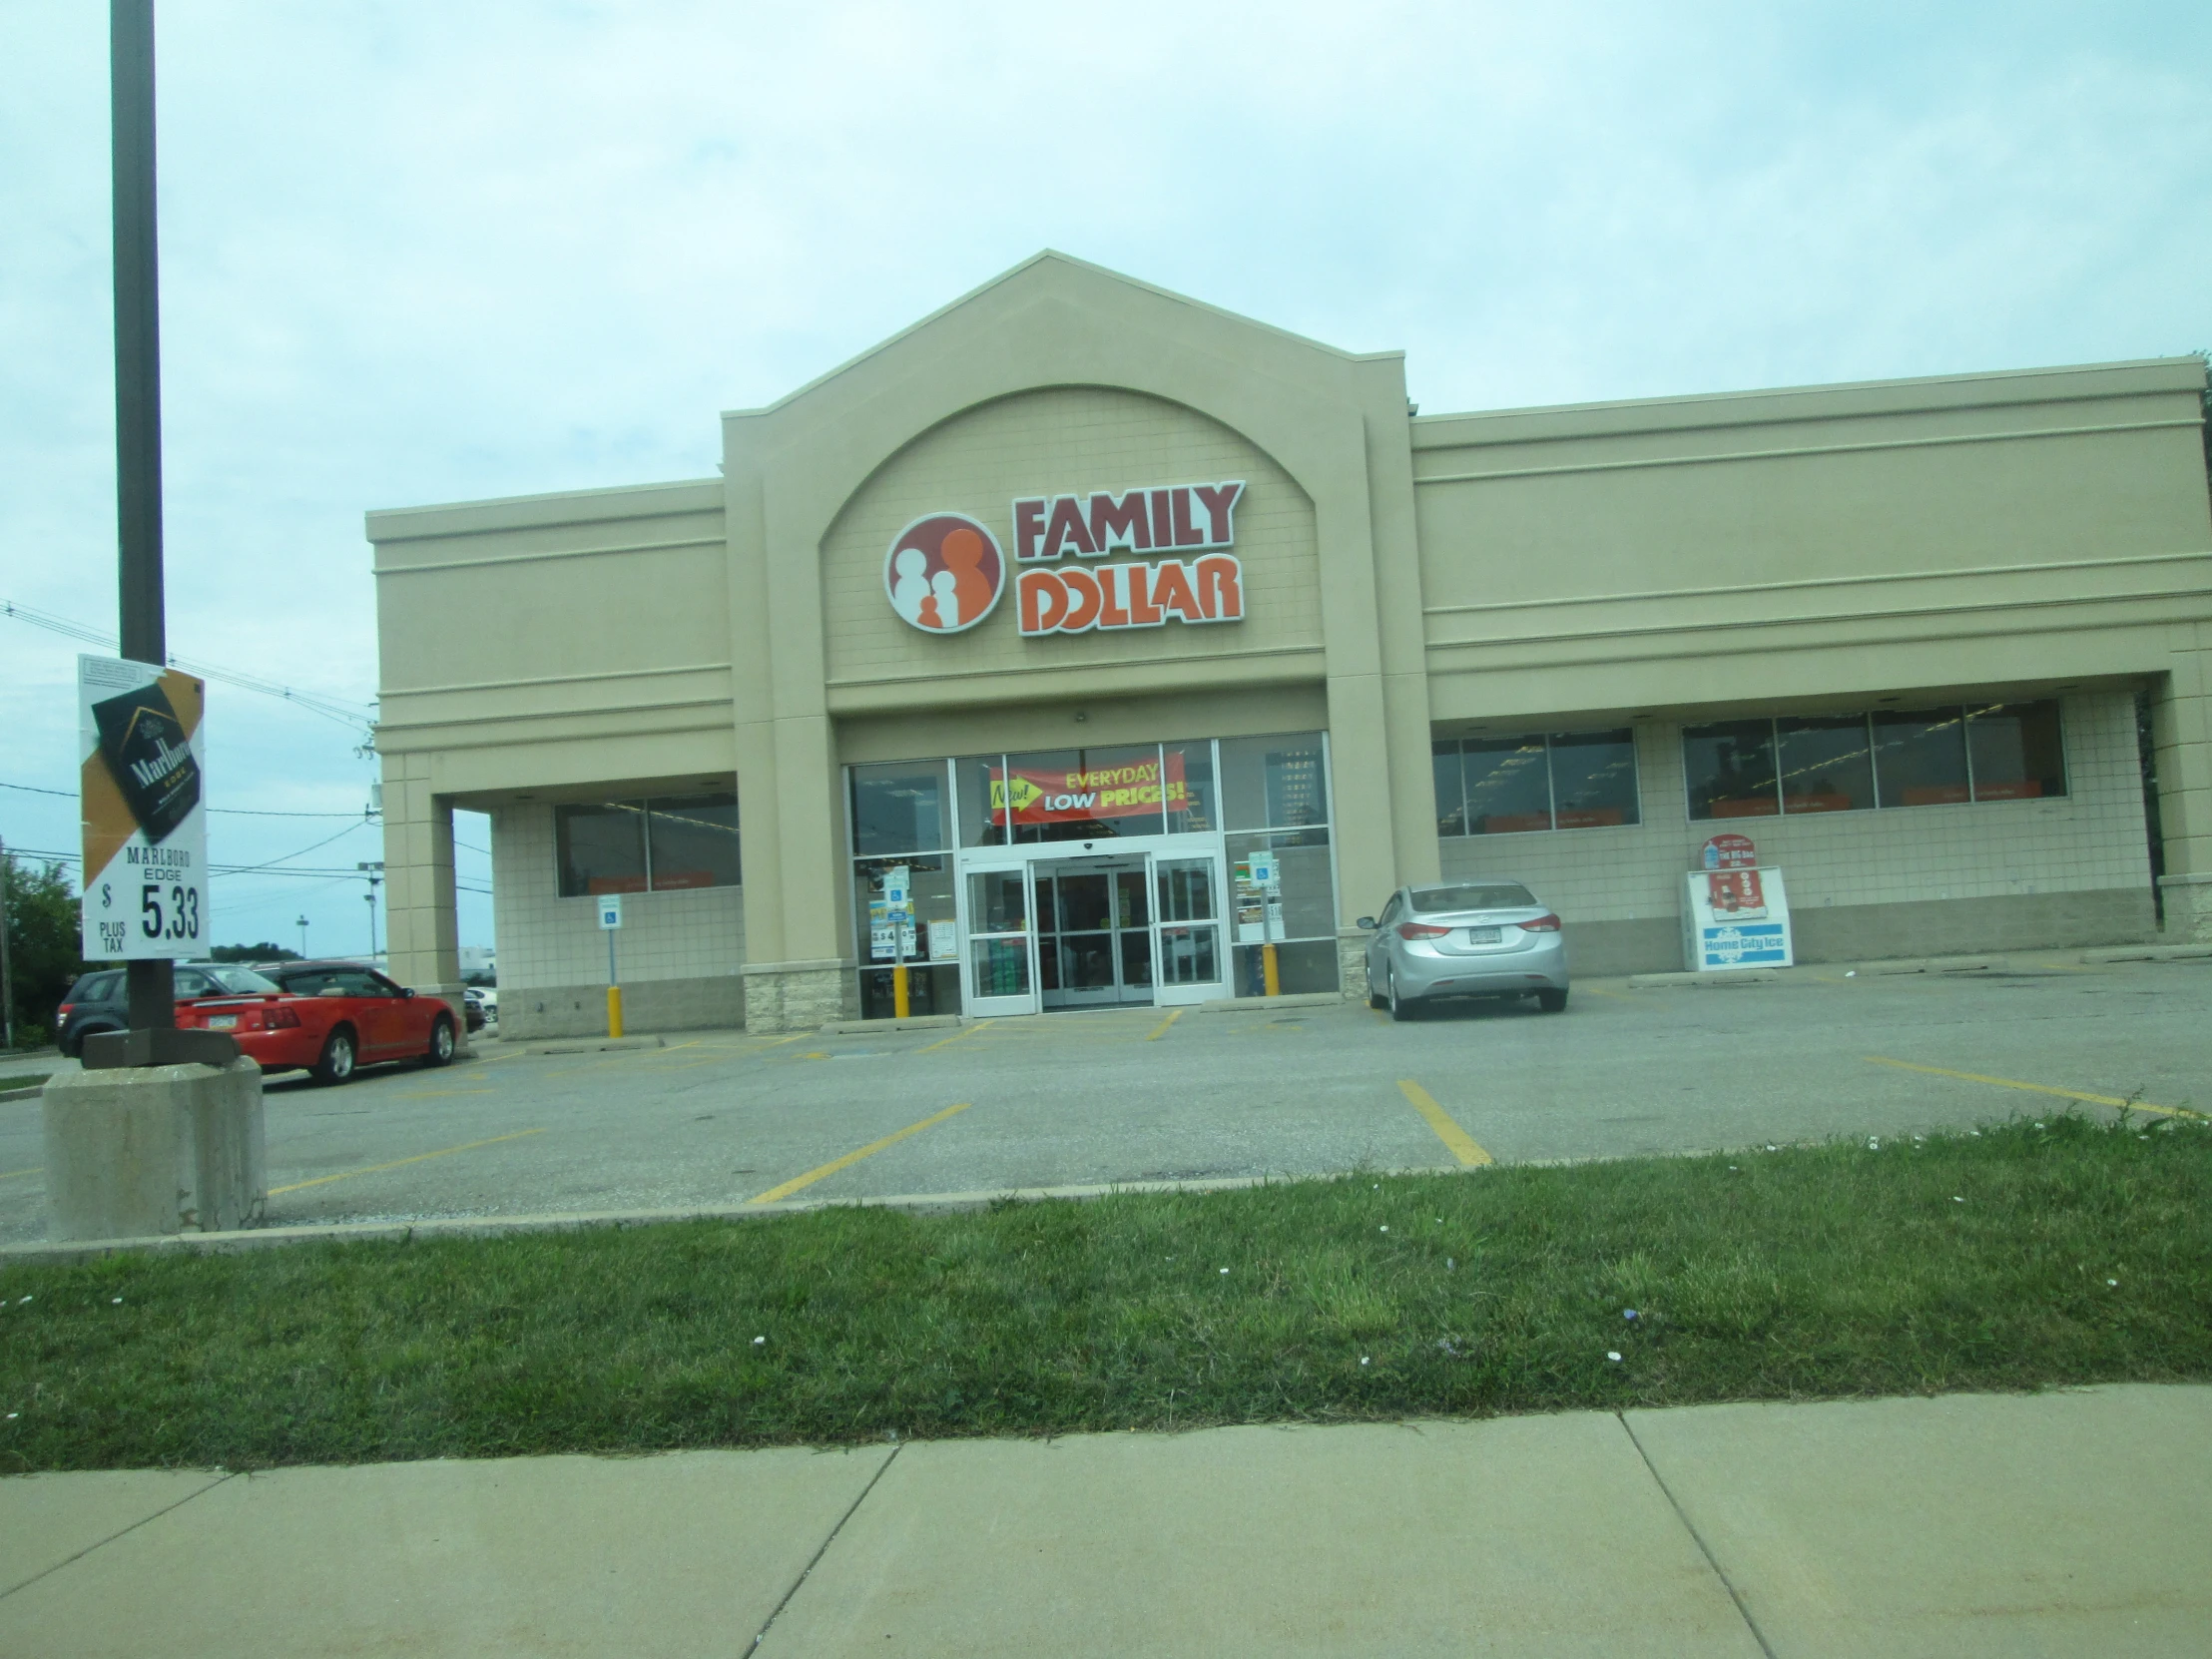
[884,513,1004,634]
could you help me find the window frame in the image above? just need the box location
[1679,702,2069,821]
[1434,729,1642,838]
[555,794,742,899]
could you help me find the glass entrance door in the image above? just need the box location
[961,859,1038,1017]
[1037,859,1155,1010]
[1150,852,1227,1006]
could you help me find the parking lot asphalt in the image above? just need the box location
[2,956,2206,1244]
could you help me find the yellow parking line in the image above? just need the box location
[1864,1056,2203,1121]
[1146,1008,1183,1041]
[915,1024,983,1055]
[1397,1080,1493,1167]
[748,1102,973,1204]
[0,1167,41,1182]
[1576,985,1640,1001]
[269,1129,548,1195]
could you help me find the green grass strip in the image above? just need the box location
[3,1114,2210,1472]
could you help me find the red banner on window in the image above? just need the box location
[990,753,1188,825]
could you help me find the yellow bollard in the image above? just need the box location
[1262,941,1281,996]
[892,961,910,1019]
[607,984,624,1039]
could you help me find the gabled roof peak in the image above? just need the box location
[729,252,1391,418]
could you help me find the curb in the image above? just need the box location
[0,1167,1480,1264]
[1625,969,1784,988]
[0,1084,42,1104]
[513,1035,668,1057]
[2081,944,2212,963]
[1860,955,1997,975]
[819,1015,961,1035]
[1194,992,1352,1014]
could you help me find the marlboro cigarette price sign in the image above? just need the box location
[78,655,209,960]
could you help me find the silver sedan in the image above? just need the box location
[1358,880,1570,1020]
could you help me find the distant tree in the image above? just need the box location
[3,852,84,1049]
[211,942,299,963]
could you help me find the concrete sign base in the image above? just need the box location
[41,1058,266,1241]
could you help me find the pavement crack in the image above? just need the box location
[1615,1413,1777,1659]
[0,1468,237,1601]
[749,1441,902,1651]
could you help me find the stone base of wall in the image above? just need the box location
[2159,873,2212,942]
[499,974,746,1041]
[1793,888,2156,962]
[742,959,859,1034]
[1335,932,1371,999]
[1563,918,1683,978]
[1569,888,2158,976]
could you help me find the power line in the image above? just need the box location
[2,779,375,819]
[2,598,378,734]
[209,823,371,877]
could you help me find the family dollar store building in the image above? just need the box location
[367,254,2212,1038]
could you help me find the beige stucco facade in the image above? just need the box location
[368,254,2212,1035]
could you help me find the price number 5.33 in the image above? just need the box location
[140,880,202,942]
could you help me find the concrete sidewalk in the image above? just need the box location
[3,1385,2206,1656]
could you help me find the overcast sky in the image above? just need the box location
[3,1,2207,957]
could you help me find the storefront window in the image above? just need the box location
[1221,733,1329,830]
[1228,827,1338,994]
[1966,701,2067,801]
[643,795,742,890]
[1436,732,1637,835]
[1684,722,1782,820]
[1777,716,1875,814]
[1461,737,1550,832]
[849,762,949,855]
[1548,731,1639,829]
[557,803,648,895]
[1431,743,1467,836]
[557,796,741,896]
[853,853,959,1019]
[1874,709,1970,808]
[1162,740,1218,833]
[848,731,1342,1013]
[956,755,1005,846]
[999,744,1170,843]
[1685,703,2066,818]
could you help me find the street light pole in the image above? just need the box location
[359,861,383,957]
[111,0,173,1033]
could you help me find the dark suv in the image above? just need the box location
[55,963,282,1057]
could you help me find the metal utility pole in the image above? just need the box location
[0,837,16,1051]
[111,0,173,1032]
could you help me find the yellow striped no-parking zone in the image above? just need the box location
[1397,1080,1494,1167]
[1864,1056,2204,1121]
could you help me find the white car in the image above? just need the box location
[1358,880,1570,1020]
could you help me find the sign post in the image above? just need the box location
[598,893,624,1037]
[1235,850,1284,995]
[884,865,913,1018]
[39,5,264,1244]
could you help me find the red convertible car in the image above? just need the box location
[173,959,458,1084]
